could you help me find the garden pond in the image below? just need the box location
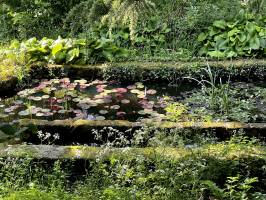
[0,78,265,124]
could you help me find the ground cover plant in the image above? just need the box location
[0,131,265,200]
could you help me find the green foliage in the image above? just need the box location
[102,0,156,41]
[198,13,266,58]
[165,103,188,122]
[1,0,83,40]
[8,37,127,64]
[0,128,265,199]
[1,0,255,59]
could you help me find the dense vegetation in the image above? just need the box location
[0,0,266,199]
[0,131,266,200]
[1,0,266,62]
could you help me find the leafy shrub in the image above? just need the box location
[0,0,84,40]
[198,12,266,58]
[7,37,127,65]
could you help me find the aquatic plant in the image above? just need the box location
[0,79,171,123]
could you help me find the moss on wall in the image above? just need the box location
[0,144,264,160]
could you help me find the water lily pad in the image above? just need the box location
[130,89,141,94]
[42,95,50,99]
[135,82,144,88]
[77,103,90,109]
[94,94,105,99]
[87,102,98,107]
[18,110,30,116]
[140,118,153,123]
[138,109,153,115]
[142,104,153,109]
[36,112,44,117]
[74,79,87,84]
[121,99,130,104]
[110,105,120,110]
[4,108,13,113]
[50,87,57,91]
[138,110,147,115]
[137,94,146,99]
[58,110,67,114]
[32,97,42,101]
[69,93,77,97]
[139,100,148,105]
[42,108,51,113]
[127,85,136,90]
[0,114,8,118]
[73,98,81,102]
[146,89,157,95]
[95,99,106,104]
[96,116,105,120]
[99,110,109,114]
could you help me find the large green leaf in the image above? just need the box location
[228,28,240,37]
[52,43,63,56]
[66,48,80,63]
[249,37,260,50]
[238,33,247,43]
[213,20,227,29]
[246,22,256,33]
[198,33,207,42]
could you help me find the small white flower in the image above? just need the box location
[44,132,51,140]
[53,133,60,140]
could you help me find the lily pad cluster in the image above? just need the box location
[0,79,173,123]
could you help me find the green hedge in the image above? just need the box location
[39,59,266,83]
[101,60,266,83]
